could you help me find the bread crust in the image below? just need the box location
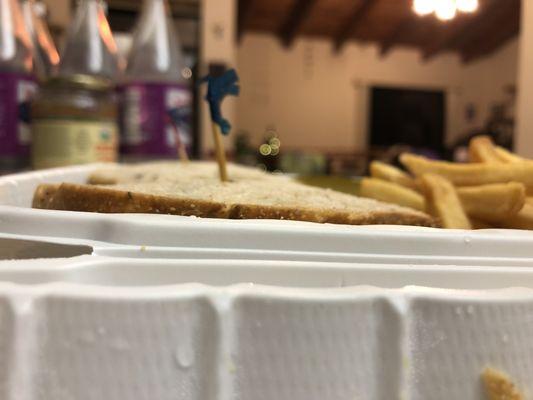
[33,183,436,227]
[32,184,63,209]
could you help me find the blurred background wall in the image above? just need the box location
[31,0,533,163]
[235,33,518,154]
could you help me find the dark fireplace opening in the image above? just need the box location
[369,86,446,158]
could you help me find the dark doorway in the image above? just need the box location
[369,86,446,156]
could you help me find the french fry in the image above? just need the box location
[494,146,525,163]
[421,174,472,229]
[468,135,526,164]
[400,153,533,187]
[469,136,504,163]
[457,182,526,222]
[361,179,524,221]
[499,204,533,230]
[362,178,524,221]
[359,137,533,231]
[369,161,418,190]
[482,368,524,400]
[360,178,425,211]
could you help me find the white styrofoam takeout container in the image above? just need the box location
[2,165,533,399]
[0,256,531,400]
[2,164,533,265]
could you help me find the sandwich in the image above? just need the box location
[32,162,435,227]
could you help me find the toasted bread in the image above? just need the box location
[88,161,270,185]
[33,162,436,227]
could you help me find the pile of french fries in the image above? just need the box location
[361,136,533,229]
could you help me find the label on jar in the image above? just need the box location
[31,120,118,169]
[0,71,37,157]
[118,83,192,157]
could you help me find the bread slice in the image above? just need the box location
[33,163,436,227]
[88,161,270,185]
[32,183,62,209]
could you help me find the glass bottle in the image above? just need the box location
[20,0,59,80]
[30,0,118,169]
[58,0,118,80]
[0,0,37,170]
[120,0,192,160]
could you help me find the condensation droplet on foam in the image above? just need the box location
[502,333,509,343]
[466,305,475,315]
[464,236,472,245]
[174,345,195,369]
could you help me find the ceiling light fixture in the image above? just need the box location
[456,0,479,13]
[413,0,477,20]
[435,0,457,20]
[413,0,435,16]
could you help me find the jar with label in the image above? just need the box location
[31,75,118,169]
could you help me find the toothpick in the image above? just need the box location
[200,68,240,182]
[178,144,189,163]
[167,108,190,163]
[171,123,189,162]
[212,122,228,181]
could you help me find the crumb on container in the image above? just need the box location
[482,367,524,400]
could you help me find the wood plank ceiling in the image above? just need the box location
[237,0,521,63]
[106,0,199,20]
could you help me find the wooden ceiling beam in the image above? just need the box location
[461,0,520,63]
[422,0,500,60]
[334,0,376,52]
[237,0,255,42]
[380,15,416,56]
[278,0,318,47]
[462,24,518,63]
[107,0,198,16]
[452,1,515,50]
[422,18,471,60]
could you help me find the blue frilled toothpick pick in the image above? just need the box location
[200,69,240,181]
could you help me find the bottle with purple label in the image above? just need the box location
[120,0,192,160]
[0,0,37,170]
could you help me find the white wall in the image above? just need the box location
[460,39,518,136]
[200,0,237,153]
[236,33,518,152]
[517,0,533,156]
